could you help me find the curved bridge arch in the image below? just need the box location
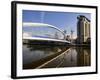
[23,22,66,39]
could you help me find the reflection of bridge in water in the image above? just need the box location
[23,44,90,69]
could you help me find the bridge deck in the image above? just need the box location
[23,37,70,43]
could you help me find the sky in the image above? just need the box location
[22,10,91,39]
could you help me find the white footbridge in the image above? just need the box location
[23,22,71,44]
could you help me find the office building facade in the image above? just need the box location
[77,15,90,43]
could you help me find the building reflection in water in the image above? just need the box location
[23,44,91,69]
[76,47,91,66]
[41,47,90,68]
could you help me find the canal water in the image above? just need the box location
[23,44,91,69]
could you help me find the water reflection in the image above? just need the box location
[23,44,90,69]
[42,47,90,68]
[76,47,91,66]
[23,45,61,64]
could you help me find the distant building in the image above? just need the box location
[66,35,71,41]
[77,15,90,43]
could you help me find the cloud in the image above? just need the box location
[73,34,77,39]
[23,32,32,37]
